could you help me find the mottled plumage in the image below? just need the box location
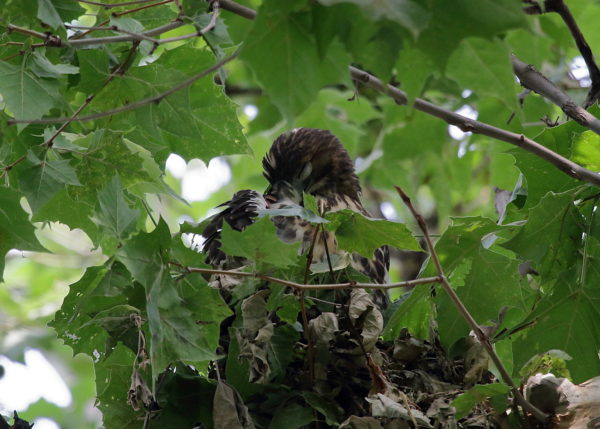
[202,190,266,267]
[202,128,390,299]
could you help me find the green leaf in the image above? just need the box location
[395,45,434,104]
[31,189,100,244]
[269,401,314,429]
[29,51,79,78]
[240,0,351,119]
[67,130,154,207]
[94,343,143,429]
[95,47,249,163]
[503,191,580,278]
[77,50,110,93]
[49,263,135,357]
[19,153,81,213]
[0,60,60,129]
[37,0,84,29]
[0,187,46,281]
[317,0,430,37]
[221,216,301,268]
[93,175,140,241]
[416,0,526,70]
[451,383,510,419]
[571,130,600,171]
[324,209,421,257]
[446,38,518,110]
[117,220,232,379]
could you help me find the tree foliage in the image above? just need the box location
[1,0,600,427]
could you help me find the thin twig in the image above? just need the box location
[512,56,600,134]
[0,42,141,178]
[7,50,239,125]
[216,0,600,190]
[394,186,548,422]
[78,0,159,7]
[168,261,440,291]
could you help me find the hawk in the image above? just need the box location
[202,128,390,299]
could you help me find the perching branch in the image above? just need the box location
[216,0,600,189]
[524,0,600,107]
[511,56,600,135]
[168,261,440,291]
[394,186,549,422]
[7,50,239,125]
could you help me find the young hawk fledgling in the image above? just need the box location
[202,128,390,290]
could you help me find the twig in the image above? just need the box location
[68,20,183,47]
[0,42,141,178]
[216,0,600,189]
[512,56,600,134]
[78,0,159,7]
[65,24,158,44]
[7,50,239,125]
[394,186,549,422]
[112,0,173,17]
[168,261,440,291]
[543,0,600,107]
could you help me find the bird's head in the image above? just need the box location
[262,128,361,206]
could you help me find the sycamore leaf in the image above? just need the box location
[37,0,84,29]
[0,187,46,281]
[240,0,350,119]
[221,216,301,268]
[29,51,79,78]
[93,175,139,241]
[316,0,430,37]
[447,38,518,110]
[0,60,60,129]
[19,151,82,213]
[324,209,421,257]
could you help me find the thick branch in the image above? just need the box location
[512,56,600,135]
[169,262,440,291]
[7,50,238,125]
[394,187,549,422]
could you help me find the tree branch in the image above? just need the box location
[394,186,549,422]
[7,50,238,125]
[216,0,600,189]
[525,0,600,107]
[511,56,600,135]
[168,261,440,291]
[349,66,600,188]
[78,0,165,8]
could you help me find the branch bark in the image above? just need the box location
[512,56,600,135]
[394,186,549,422]
[7,50,239,125]
[349,66,600,188]
[216,0,600,189]
[168,262,440,291]
[525,0,600,107]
